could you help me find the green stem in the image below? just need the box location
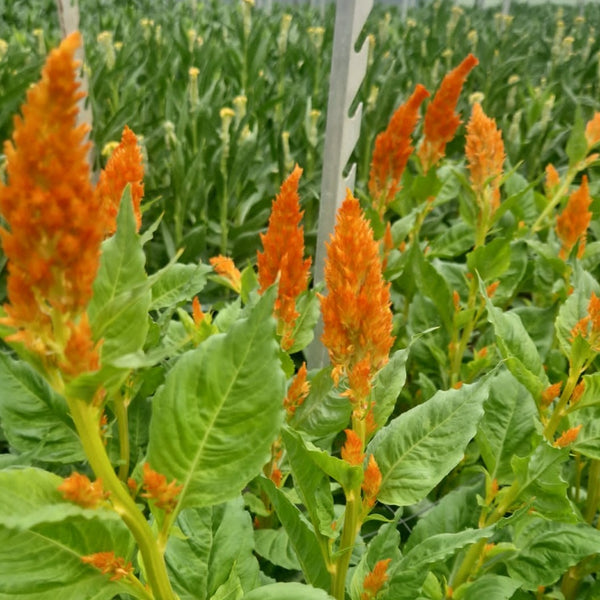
[67,399,177,600]
[331,488,361,600]
[450,538,488,589]
[585,460,600,524]
[530,165,577,234]
[561,565,582,600]
[114,395,130,482]
[544,368,580,441]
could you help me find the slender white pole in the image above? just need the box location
[307,0,373,368]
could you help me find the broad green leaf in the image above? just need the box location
[149,262,212,310]
[0,353,84,463]
[372,348,409,429]
[241,583,335,600]
[89,187,151,367]
[147,288,285,508]
[511,442,573,520]
[476,371,537,484]
[291,368,352,439]
[368,380,488,506]
[258,478,331,591]
[508,518,600,590]
[281,427,340,538]
[405,481,483,552]
[254,528,302,571]
[0,469,132,600]
[454,575,521,600]
[428,222,475,259]
[483,283,549,398]
[467,238,511,283]
[566,108,588,167]
[166,498,261,600]
[210,571,243,600]
[572,406,600,460]
[570,373,600,411]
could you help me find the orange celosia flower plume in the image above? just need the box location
[368,84,430,217]
[319,191,394,407]
[361,558,392,600]
[417,54,479,172]
[465,102,505,216]
[556,175,592,260]
[95,124,145,236]
[0,32,103,376]
[257,164,312,350]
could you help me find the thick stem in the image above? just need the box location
[67,399,177,600]
[585,460,600,524]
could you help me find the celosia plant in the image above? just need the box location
[1,29,600,600]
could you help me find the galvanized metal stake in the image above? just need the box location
[306,0,373,369]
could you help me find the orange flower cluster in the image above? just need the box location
[210,255,242,293]
[465,102,505,216]
[556,176,592,260]
[141,463,183,513]
[95,125,144,236]
[257,165,311,350]
[417,54,479,172]
[554,424,583,449]
[81,551,133,581]
[0,32,102,375]
[368,84,430,216]
[361,558,392,600]
[58,472,109,508]
[283,362,310,418]
[319,191,394,407]
[540,382,562,408]
[544,164,561,196]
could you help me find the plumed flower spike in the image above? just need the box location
[141,463,183,513]
[0,31,103,376]
[417,54,479,172]
[319,190,394,401]
[556,175,592,260]
[58,472,109,508]
[81,552,133,581]
[95,125,144,236]
[257,164,312,350]
[361,558,392,600]
[369,84,430,217]
[465,102,505,215]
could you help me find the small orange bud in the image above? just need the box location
[362,454,382,508]
[554,425,582,448]
[192,296,205,325]
[571,381,585,406]
[141,463,183,513]
[81,552,133,581]
[210,255,242,293]
[341,429,364,466]
[486,281,500,298]
[284,363,310,418]
[58,472,108,508]
[452,290,461,311]
[541,382,562,407]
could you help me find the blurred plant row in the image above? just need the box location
[1,0,599,286]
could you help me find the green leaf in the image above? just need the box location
[241,583,335,600]
[571,406,600,460]
[147,287,285,508]
[467,238,511,283]
[150,262,212,310]
[0,469,132,600]
[258,478,331,591]
[210,571,243,600]
[287,290,320,354]
[483,282,549,398]
[368,380,488,506]
[89,186,151,368]
[510,442,573,520]
[291,368,352,439]
[507,518,600,590]
[372,348,409,429]
[476,371,538,484]
[254,528,302,571]
[405,481,483,552]
[280,427,336,539]
[566,108,588,167]
[454,575,521,600]
[0,353,84,463]
[570,373,600,411]
[166,498,261,600]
